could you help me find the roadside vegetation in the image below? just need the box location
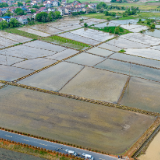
[4,28,41,39]
[0,139,74,160]
[43,35,90,50]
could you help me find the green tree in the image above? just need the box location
[0,2,8,8]
[8,18,20,28]
[36,12,48,22]
[31,9,36,13]
[4,10,12,17]
[32,5,39,9]
[0,20,8,30]
[15,8,25,15]
[17,2,23,7]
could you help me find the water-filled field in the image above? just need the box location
[0,65,33,81]
[19,62,83,91]
[98,43,122,52]
[60,67,128,103]
[25,40,66,52]
[120,78,160,113]
[95,59,160,82]
[125,48,160,60]
[0,31,31,42]
[0,55,23,66]
[59,32,99,45]
[66,52,105,66]
[1,45,55,59]
[121,33,160,46]
[71,28,115,42]
[0,85,155,154]
[18,27,50,37]
[13,58,57,70]
[106,37,148,49]
[87,47,114,57]
[46,49,78,60]
[110,53,160,68]
[143,29,160,38]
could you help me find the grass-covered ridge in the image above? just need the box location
[90,26,131,35]
[43,35,90,50]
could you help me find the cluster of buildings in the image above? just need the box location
[0,0,97,24]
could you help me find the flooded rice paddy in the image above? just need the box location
[18,27,50,37]
[0,65,33,81]
[59,32,100,45]
[19,62,83,91]
[13,58,57,70]
[0,55,23,66]
[46,49,78,60]
[0,85,155,154]
[95,59,160,82]
[1,45,55,59]
[121,33,160,46]
[98,43,122,52]
[106,37,148,49]
[125,48,160,60]
[143,29,160,38]
[121,25,148,32]
[1,17,160,155]
[0,31,31,42]
[66,52,105,66]
[25,40,66,52]
[110,53,160,68]
[71,28,115,42]
[87,47,113,57]
[120,78,160,113]
[0,37,20,48]
[60,67,128,103]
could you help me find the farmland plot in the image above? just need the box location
[18,27,50,37]
[59,32,100,45]
[120,33,160,46]
[13,58,57,70]
[87,47,114,57]
[60,67,128,103]
[0,65,33,81]
[0,85,155,154]
[120,77,160,113]
[19,62,83,91]
[71,28,115,42]
[66,52,105,66]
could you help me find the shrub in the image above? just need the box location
[150,23,155,29]
[84,23,88,27]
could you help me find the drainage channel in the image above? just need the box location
[132,124,160,158]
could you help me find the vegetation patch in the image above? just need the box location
[4,28,41,40]
[43,35,90,50]
[0,139,74,160]
[119,49,126,53]
[90,26,130,35]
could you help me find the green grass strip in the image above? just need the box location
[43,35,90,50]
